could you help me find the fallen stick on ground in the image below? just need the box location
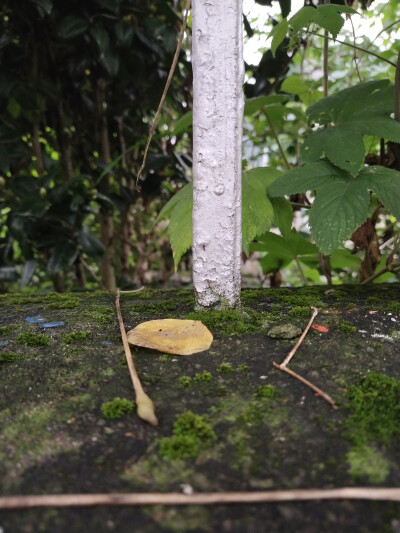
[1,488,400,509]
[273,306,338,409]
[115,289,158,426]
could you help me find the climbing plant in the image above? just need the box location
[160,0,400,286]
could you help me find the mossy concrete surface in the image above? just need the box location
[1,285,400,532]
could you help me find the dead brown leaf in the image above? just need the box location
[127,319,213,356]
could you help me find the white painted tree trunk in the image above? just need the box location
[192,0,244,308]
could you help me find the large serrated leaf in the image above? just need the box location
[270,197,293,239]
[309,178,370,255]
[167,184,193,269]
[158,168,282,266]
[268,160,347,197]
[242,168,279,255]
[301,125,366,175]
[359,166,400,220]
[289,4,356,39]
[302,81,400,174]
[251,230,318,274]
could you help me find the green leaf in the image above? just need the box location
[78,226,105,258]
[90,27,110,56]
[270,19,288,57]
[330,249,361,270]
[168,184,193,269]
[302,81,400,174]
[158,168,282,266]
[242,167,280,255]
[29,0,53,17]
[268,161,384,254]
[268,160,348,197]
[20,259,37,288]
[359,166,400,220]
[281,75,308,95]
[309,177,370,254]
[57,17,89,40]
[171,111,192,136]
[47,243,79,275]
[253,230,318,274]
[244,95,287,116]
[270,197,293,239]
[301,124,366,175]
[279,0,291,18]
[157,184,191,223]
[289,4,357,39]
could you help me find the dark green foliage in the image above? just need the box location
[101,398,135,419]
[0,0,189,291]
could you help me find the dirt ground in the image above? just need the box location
[1,284,400,533]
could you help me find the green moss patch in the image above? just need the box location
[101,398,135,419]
[185,308,269,336]
[82,305,116,325]
[344,372,400,446]
[159,411,216,459]
[346,445,391,484]
[338,321,357,333]
[343,372,400,482]
[62,331,90,344]
[217,362,235,374]
[16,332,50,347]
[0,352,21,364]
[288,306,312,318]
[0,325,18,336]
[193,371,212,382]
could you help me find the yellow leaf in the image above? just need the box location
[127,319,213,356]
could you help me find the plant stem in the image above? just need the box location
[306,31,397,68]
[265,112,291,170]
[360,263,400,285]
[136,0,191,189]
[295,257,307,286]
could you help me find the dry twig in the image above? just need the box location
[2,487,400,509]
[273,306,338,409]
[136,0,191,190]
[115,289,158,426]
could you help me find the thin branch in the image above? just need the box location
[273,306,338,409]
[265,112,291,170]
[136,0,191,190]
[80,256,104,288]
[2,488,400,509]
[280,306,320,368]
[323,30,329,97]
[305,31,397,68]
[115,289,158,426]
[348,15,362,83]
[273,362,338,409]
[294,257,308,286]
[360,263,400,285]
